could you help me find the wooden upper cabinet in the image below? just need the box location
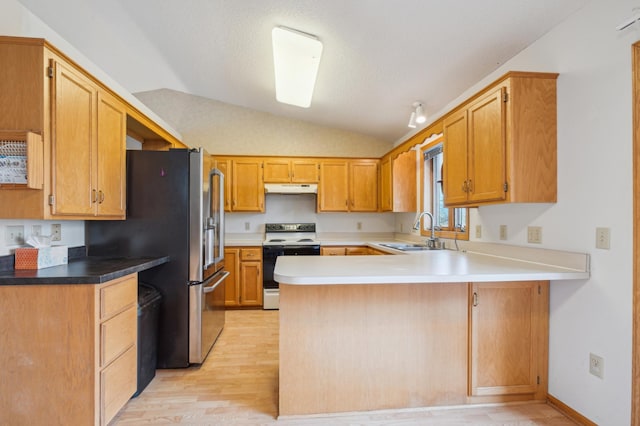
[380,156,392,211]
[214,158,233,212]
[469,281,548,399]
[51,59,97,217]
[231,158,264,212]
[50,60,126,219]
[318,159,378,212]
[349,160,378,212]
[95,91,126,217]
[291,159,319,183]
[263,158,319,183]
[318,160,349,211]
[443,72,557,207]
[0,36,182,219]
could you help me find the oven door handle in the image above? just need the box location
[203,271,229,294]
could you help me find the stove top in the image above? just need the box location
[263,223,318,246]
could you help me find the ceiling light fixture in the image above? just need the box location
[407,111,417,128]
[407,102,426,128]
[272,26,323,108]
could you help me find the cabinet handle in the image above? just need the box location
[461,181,468,193]
[468,180,473,193]
[98,190,105,204]
[472,292,479,307]
[92,189,98,203]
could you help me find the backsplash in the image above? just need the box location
[225,194,396,235]
[0,220,85,256]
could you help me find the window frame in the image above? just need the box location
[419,136,469,241]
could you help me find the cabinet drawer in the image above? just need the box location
[101,305,137,367]
[101,344,137,425]
[240,248,262,261]
[321,247,346,256]
[100,274,137,320]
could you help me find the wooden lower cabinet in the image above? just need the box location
[468,281,549,400]
[0,273,138,426]
[224,247,263,307]
[321,246,390,256]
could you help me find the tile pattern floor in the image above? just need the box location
[113,310,577,425]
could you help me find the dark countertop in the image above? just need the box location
[0,255,170,285]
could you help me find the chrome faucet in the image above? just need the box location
[413,211,442,249]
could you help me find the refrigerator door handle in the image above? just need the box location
[203,271,229,294]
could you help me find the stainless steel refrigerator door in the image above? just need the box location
[188,269,229,364]
[189,149,206,283]
[204,168,225,277]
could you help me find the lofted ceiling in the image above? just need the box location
[16,0,588,142]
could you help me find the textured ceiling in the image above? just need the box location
[17,0,588,142]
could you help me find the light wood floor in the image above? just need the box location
[113,310,577,425]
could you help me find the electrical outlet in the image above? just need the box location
[589,353,604,379]
[475,225,482,239]
[596,227,610,249]
[357,222,362,230]
[244,222,250,231]
[499,225,507,240]
[51,224,62,241]
[31,225,42,237]
[5,225,24,245]
[527,226,542,244]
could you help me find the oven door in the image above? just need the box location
[262,245,285,290]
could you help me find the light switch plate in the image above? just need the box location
[499,225,507,240]
[527,226,542,244]
[596,227,610,249]
[475,225,482,239]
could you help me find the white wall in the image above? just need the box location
[430,1,634,423]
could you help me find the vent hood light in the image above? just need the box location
[272,26,323,108]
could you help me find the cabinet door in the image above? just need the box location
[232,159,264,211]
[240,261,262,306]
[467,87,507,203]
[223,248,239,306]
[379,156,392,212]
[345,246,368,255]
[214,159,233,212]
[392,151,417,212]
[350,160,378,211]
[318,161,349,211]
[51,59,97,216]
[442,109,468,206]
[96,91,126,218]
[263,159,291,183]
[291,159,319,183]
[469,281,547,397]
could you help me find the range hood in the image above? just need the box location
[264,183,318,194]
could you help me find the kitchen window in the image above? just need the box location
[420,137,469,240]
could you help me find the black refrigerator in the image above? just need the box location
[86,148,227,368]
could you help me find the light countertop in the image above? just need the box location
[274,245,590,285]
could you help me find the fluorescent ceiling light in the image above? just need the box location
[272,26,323,108]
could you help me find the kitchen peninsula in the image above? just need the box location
[275,245,589,417]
